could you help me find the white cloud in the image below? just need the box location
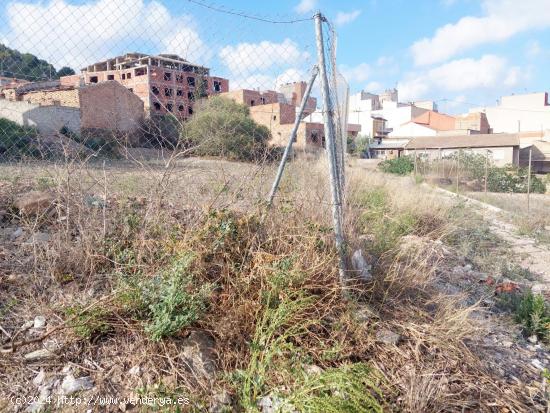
[398,55,524,101]
[294,0,317,14]
[334,10,361,26]
[228,68,306,91]
[411,0,550,66]
[339,63,371,84]
[219,39,309,76]
[365,81,382,92]
[2,0,207,70]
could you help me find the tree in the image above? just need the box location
[181,96,272,162]
[57,66,76,77]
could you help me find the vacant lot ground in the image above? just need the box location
[1,156,549,412]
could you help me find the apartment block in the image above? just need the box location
[79,53,229,118]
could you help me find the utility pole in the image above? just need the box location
[484,149,489,197]
[527,147,532,212]
[456,151,460,194]
[315,12,346,284]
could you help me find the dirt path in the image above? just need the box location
[432,186,550,287]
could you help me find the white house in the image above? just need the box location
[348,88,428,137]
[471,92,550,133]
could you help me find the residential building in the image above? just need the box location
[348,88,429,138]
[454,112,490,134]
[278,81,317,116]
[390,110,456,137]
[79,52,229,118]
[0,79,144,135]
[221,85,360,150]
[404,134,520,167]
[471,92,550,133]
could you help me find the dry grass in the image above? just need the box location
[0,155,546,412]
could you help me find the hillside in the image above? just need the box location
[0,44,75,81]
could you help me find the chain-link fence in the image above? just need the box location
[409,148,550,238]
[0,2,350,270]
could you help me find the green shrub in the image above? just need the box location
[378,156,414,175]
[64,305,113,340]
[284,363,383,413]
[0,117,40,159]
[514,292,550,341]
[181,96,272,162]
[118,253,214,341]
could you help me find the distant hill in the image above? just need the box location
[0,44,75,81]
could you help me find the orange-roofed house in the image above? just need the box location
[389,110,456,137]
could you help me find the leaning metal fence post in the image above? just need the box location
[266,65,319,208]
[314,12,346,284]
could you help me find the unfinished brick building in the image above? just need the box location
[79,53,229,118]
[221,85,359,150]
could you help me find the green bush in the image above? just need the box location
[0,117,40,158]
[498,291,550,341]
[118,253,214,341]
[181,96,272,162]
[378,156,414,175]
[445,150,546,193]
[514,292,550,341]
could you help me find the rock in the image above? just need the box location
[84,195,105,208]
[128,365,141,376]
[21,320,34,330]
[528,335,538,344]
[11,227,24,241]
[304,364,323,376]
[351,250,373,282]
[61,373,94,395]
[180,331,217,381]
[33,316,46,329]
[24,348,54,361]
[531,359,544,371]
[501,340,514,348]
[15,191,55,216]
[23,232,51,246]
[209,390,232,413]
[258,395,288,413]
[0,209,6,221]
[33,370,46,386]
[26,387,52,413]
[376,328,401,346]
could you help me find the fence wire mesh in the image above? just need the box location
[0,1,347,167]
[0,1,349,226]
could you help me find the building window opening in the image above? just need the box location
[152,86,160,95]
[107,74,114,80]
[188,106,193,115]
[250,100,255,106]
[89,76,98,83]
[167,103,173,112]
[165,88,173,97]
[122,74,126,80]
[214,80,221,92]
[176,74,184,82]
[164,72,172,81]
[188,91,195,101]
[176,89,183,96]
[126,72,132,79]
[135,67,147,76]
[311,131,318,143]
[187,77,195,87]
[128,88,133,93]
[153,102,161,111]
[273,115,277,121]
[178,104,184,112]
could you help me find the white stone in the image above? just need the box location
[24,349,54,361]
[33,316,46,329]
[61,374,94,395]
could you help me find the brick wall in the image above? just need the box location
[20,88,80,108]
[79,81,144,133]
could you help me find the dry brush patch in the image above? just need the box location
[0,157,547,412]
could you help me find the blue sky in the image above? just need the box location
[1,0,549,114]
